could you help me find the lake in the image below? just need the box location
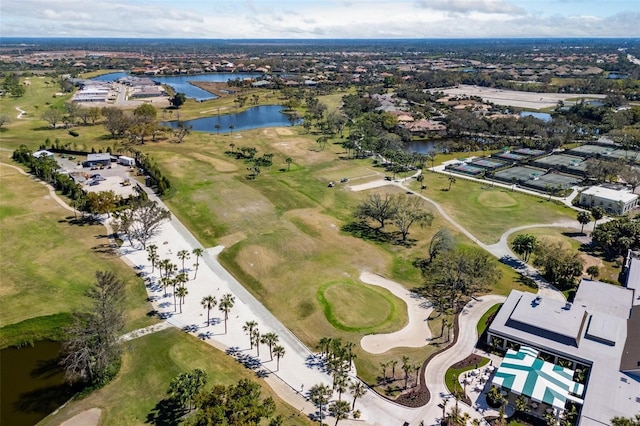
[1,341,80,426]
[92,72,263,101]
[520,111,552,122]
[163,105,300,133]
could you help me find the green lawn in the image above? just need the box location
[0,77,589,399]
[445,356,490,395]
[409,173,576,244]
[477,304,502,337]
[0,163,155,345]
[39,328,313,426]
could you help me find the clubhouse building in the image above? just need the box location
[487,276,640,425]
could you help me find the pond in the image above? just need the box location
[1,341,80,425]
[520,111,552,122]
[92,72,263,101]
[163,105,301,133]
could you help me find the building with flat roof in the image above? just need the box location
[85,153,112,167]
[487,280,639,426]
[579,185,638,215]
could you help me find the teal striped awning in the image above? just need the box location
[491,347,584,410]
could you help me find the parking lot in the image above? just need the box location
[55,154,140,197]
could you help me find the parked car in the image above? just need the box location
[88,180,100,186]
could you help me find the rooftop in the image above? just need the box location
[507,292,586,347]
[581,186,638,203]
[489,283,640,425]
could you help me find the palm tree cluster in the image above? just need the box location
[241,321,286,369]
[511,234,537,262]
[308,377,367,425]
[379,356,422,389]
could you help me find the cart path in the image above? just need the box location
[359,272,433,354]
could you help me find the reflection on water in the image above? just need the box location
[1,341,80,426]
[163,105,300,133]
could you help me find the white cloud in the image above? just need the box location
[415,0,527,15]
[0,0,637,38]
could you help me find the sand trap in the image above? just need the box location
[359,272,432,354]
[60,408,101,426]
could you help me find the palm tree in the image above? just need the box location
[218,294,235,334]
[344,341,355,368]
[261,332,279,360]
[147,244,159,273]
[229,124,235,134]
[243,320,258,348]
[309,383,332,424]
[380,361,388,380]
[401,355,411,389]
[229,142,235,153]
[285,157,293,171]
[191,247,204,279]
[328,400,351,426]
[586,265,600,280]
[201,295,217,326]
[177,249,190,273]
[448,175,456,191]
[333,373,349,401]
[512,234,537,262]
[591,206,605,230]
[577,211,591,234]
[214,123,221,134]
[318,337,332,358]
[390,360,398,379]
[251,329,261,356]
[176,286,188,313]
[349,381,366,410]
[413,364,421,387]
[160,276,171,298]
[273,345,285,371]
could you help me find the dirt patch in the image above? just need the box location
[580,253,604,277]
[235,244,286,279]
[189,153,238,172]
[217,231,247,248]
[59,408,101,426]
[190,81,238,98]
[272,138,329,165]
[275,127,294,136]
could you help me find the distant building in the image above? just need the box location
[487,281,640,426]
[33,150,55,158]
[579,185,638,215]
[85,153,112,167]
[117,155,136,167]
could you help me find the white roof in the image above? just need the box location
[581,186,638,203]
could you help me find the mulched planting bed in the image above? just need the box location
[452,353,487,370]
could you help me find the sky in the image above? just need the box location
[1,0,639,39]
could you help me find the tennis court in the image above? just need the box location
[447,163,485,176]
[514,148,546,157]
[470,158,506,170]
[527,172,581,190]
[494,166,547,183]
[607,149,640,163]
[493,152,528,162]
[533,154,588,173]
[568,144,615,157]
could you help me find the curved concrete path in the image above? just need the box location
[359,272,433,354]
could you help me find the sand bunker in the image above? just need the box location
[60,408,101,426]
[360,272,433,354]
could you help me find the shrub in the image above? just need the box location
[69,130,79,137]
